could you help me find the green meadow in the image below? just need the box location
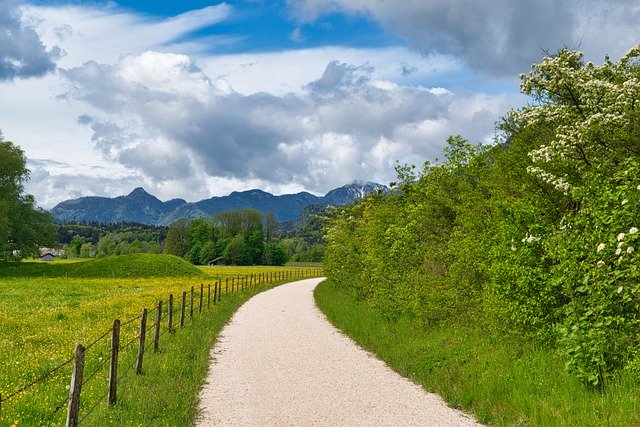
[0,254,321,425]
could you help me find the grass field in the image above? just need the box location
[0,254,322,425]
[314,280,640,427]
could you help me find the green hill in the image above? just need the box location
[0,254,206,279]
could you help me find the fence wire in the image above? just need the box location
[78,388,109,425]
[3,269,323,424]
[3,354,75,402]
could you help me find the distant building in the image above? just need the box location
[208,257,226,266]
[39,247,66,257]
[40,253,56,262]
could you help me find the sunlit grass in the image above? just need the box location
[0,256,322,425]
[314,280,640,427]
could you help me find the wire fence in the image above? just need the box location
[0,268,323,426]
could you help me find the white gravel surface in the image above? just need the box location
[197,278,482,426]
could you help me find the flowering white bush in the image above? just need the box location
[512,44,640,197]
[496,45,640,388]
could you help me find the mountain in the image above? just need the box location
[50,182,387,226]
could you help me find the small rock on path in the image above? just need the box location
[197,278,482,426]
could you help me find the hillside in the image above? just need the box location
[0,254,206,278]
[50,182,387,225]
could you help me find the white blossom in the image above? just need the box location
[627,246,634,254]
[596,243,605,252]
[622,199,628,206]
[521,234,540,243]
[615,248,622,255]
[617,286,624,293]
[629,227,638,234]
[618,233,626,241]
[597,260,605,267]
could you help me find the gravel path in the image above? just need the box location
[197,278,482,426]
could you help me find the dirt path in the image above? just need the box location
[197,278,482,426]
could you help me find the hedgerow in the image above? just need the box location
[324,43,640,389]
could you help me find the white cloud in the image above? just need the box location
[57,51,511,204]
[201,46,463,95]
[22,2,232,67]
[2,1,532,209]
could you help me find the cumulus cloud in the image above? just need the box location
[286,0,640,76]
[25,158,144,208]
[0,1,61,80]
[60,51,510,196]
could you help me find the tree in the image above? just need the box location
[164,218,189,257]
[0,136,55,261]
[265,212,279,243]
[263,243,288,266]
[223,234,251,265]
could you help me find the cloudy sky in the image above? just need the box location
[1,0,639,208]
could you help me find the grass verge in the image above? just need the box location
[81,282,278,426]
[313,280,640,427]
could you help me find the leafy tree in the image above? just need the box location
[262,243,289,266]
[165,218,189,257]
[265,212,279,243]
[223,234,251,265]
[0,136,55,261]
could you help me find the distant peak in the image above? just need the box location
[128,187,149,196]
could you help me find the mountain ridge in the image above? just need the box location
[50,182,387,225]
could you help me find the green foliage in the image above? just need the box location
[262,243,288,266]
[165,218,189,258]
[323,43,640,389]
[0,137,55,261]
[164,209,290,266]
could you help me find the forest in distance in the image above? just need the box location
[54,207,327,265]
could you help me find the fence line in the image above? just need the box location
[1,267,324,426]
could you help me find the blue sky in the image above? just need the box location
[115,0,399,52]
[1,0,639,207]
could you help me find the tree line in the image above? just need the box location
[54,209,327,265]
[0,137,327,265]
[324,45,640,389]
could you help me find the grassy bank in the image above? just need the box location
[314,280,640,426]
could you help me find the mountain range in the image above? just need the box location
[50,182,388,226]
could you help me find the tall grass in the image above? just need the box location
[314,280,640,426]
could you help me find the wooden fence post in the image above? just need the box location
[168,294,174,333]
[199,283,204,313]
[108,319,120,406]
[181,291,186,328]
[218,281,221,302]
[154,301,162,353]
[213,282,218,305]
[135,309,147,375]
[65,343,85,427]
[207,283,211,308]
[190,286,194,319]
